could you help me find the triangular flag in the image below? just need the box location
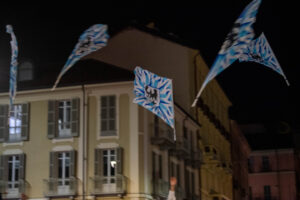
[6,25,19,114]
[239,33,289,85]
[52,24,109,90]
[192,0,262,107]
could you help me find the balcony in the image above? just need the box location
[203,145,220,165]
[0,180,28,199]
[221,162,232,174]
[170,136,190,158]
[43,177,77,197]
[89,175,127,196]
[192,149,203,168]
[153,179,169,198]
[150,123,175,149]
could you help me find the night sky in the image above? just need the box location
[0,1,299,127]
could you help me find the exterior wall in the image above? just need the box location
[86,27,234,200]
[230,120,251,200]
[85,28,197,114]
[0,87,83,199]
[249,149,297,200]
[194,54,233,200]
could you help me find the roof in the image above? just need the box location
[0,59,134,93]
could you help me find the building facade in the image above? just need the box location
[0,23,235,200]
[229,120,251,200]
[240,122,298,200]
[86,24,234,200]
[248,149,297,200]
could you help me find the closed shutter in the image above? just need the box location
[116,147,123,175]
[71,98,80,137]
[21,104,29,141]
[0,155,8,181]
[69,150,76,177]
[0,105,9,142]
[0,155,4,180]
[19,154,26,180]
[94,149,103,176]
[48,101,57,139]
[49,152,58,178]
[101,96,116,136]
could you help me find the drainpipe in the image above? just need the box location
[81,85,88,200]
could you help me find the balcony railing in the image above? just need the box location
[203,145,220,165]
[192,150,203,167]
[43,177,77,197]
[153,179,169,198]
[89,175,127,195]
[0,180,28,198]
[150,123,175,149]
[171,137,190,157]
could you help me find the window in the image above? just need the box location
[18,61,33,81]
[48,99,79,139]
[0,154,25,194]
[94,148,123,180]
[176,164,180,187]
[9,105,23,141]
[249,187,252,200]
[49,151,76,181]
[8,155,20,189]
[248,158,253,172]
[58,100,71,137]
[100,96,116,136]
[152,152,163,180]
[262,156,270,171]
[58,152,71,186]
[264,185,271,200]
[0,104,29,142]
[183,126,188,139]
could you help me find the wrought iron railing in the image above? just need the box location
[150,123,175,146]
[89,175,127,195]
[43,177,77,197]
[153,179,169,198]
[0,180,28,198]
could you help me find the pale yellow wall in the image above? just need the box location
[85,29,196,114]
[0,100,79,198]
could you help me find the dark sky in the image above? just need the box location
[0,1,299,126]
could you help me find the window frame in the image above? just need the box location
[98,95,119,139]
[57,100,72,138]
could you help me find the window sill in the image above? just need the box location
[98,135,119,140]
[52,137,74,143]
[3,141,23,147]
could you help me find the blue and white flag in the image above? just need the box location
[6,25,18,111]
[52,24,109,90]
[239,33,290,85]
[133,66,176,139]
[192,0,261,107]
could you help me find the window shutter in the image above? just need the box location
[108,96,116,132]
[70,150,76,177]
[0,105,9,142]
[49,152,58,178]
[71,98,80,137]
[19,154,26,180]
[94,149,103,176]
[48,101,57,139]
[0,155,4,180]
[0,155,8,181]
[21,104,29,141]
[116,147,123,175]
